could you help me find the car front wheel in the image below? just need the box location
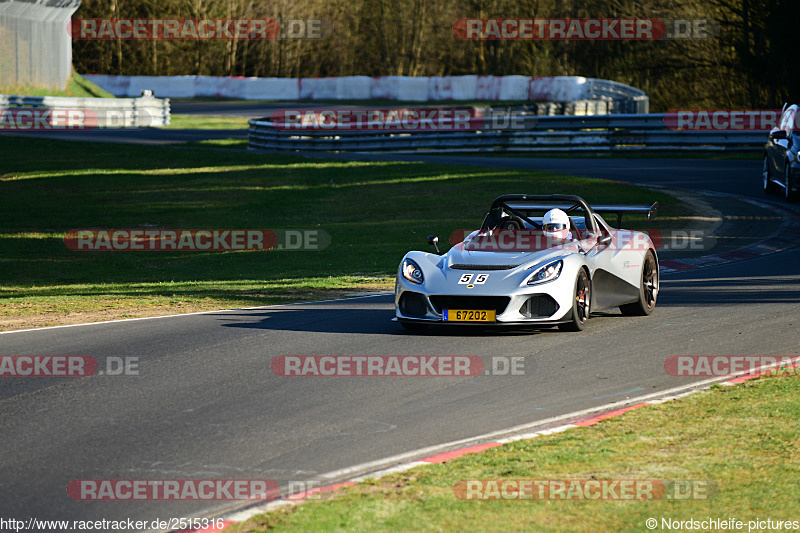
[559,268,590,332]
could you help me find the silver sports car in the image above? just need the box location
[394,194,659,331]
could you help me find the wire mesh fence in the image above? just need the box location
[0,0,81,90]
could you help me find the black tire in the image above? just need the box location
[559,269,590,331]
[785,164,797,201]
[400,321,429,332]
[620,250,658,316]
[763,156,778,194]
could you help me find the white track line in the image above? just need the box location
[218,357,800,527]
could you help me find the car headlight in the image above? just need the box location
[527,259,563,285]
[402,258,424,284]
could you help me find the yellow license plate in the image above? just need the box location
[443,309,496,322]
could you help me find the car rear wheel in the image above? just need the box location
[559,269,590,331]
[620,250,658,316]
[763,156,778,194]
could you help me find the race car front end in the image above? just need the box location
[394,246,585,327]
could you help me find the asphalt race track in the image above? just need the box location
[294,152,764,199]
[1,127,798,528]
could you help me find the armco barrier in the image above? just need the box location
[83,74,648,112]
[247,114,763,153]
[0,92,170,127]
[583,79,649,114]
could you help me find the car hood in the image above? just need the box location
[445,231,579,269]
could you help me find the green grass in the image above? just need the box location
[0,136,688,329]
[0,277,391,328]
[0,70,114,98]
[165,115,250,130]
[184,139,249,149]
[230,371,800,532]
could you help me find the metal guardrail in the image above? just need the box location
[491,100,611,116]
[248,113,764,153]
[0,92,171,127]
[583,79,649,114]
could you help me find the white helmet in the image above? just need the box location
[542,208,571,240]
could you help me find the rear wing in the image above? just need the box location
[483,195,658,231]
[499,201,658,227]
[592,203,659,226]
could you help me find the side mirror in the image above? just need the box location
[427,235,441,254]
[598,234,612,246]
[772,130,788,140]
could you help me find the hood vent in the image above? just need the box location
[449,264,520,271]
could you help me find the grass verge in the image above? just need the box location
[0,70,114,98]
[229,371,800,532]
[0,277,392,331]
[165,115,250,130]
[184,139,249,149]
[0,135,692,330]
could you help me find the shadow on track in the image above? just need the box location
[218,305,602,337]
[659,274,800,306]
[218,268,800,334]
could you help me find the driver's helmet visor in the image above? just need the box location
[543,223,568,232]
